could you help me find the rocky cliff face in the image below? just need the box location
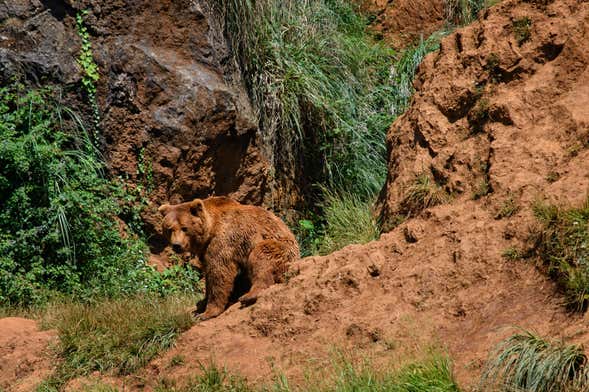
[0,0,282,246]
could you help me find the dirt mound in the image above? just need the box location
[361,0,446,48]
[0,318,56,392]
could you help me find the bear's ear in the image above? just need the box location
[158,204,171,216]
[190,199,205,217]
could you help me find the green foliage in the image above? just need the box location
[531,197,589,311]
[513,17,532,46]
[137,146,154,191]
[496,196,519,219]
[502,247,522,260]
[0,85,200,306]
[76,10,99,96]
[472,179,491,200]
[318,191,380,256]
[389,32,448,117]
[480,330,589,392]
[294,218,322,257]
[75,10,100,142]
[154,353,460,392]
[38,294,197,389]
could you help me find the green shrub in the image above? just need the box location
[480,330,589,392]
[39,294,196,389]
[445,0,489,25]
[531,197,589,311]
[0,84,200,305]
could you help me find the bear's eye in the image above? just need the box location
[181,227,188,233]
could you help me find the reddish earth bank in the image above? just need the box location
[0,318,56,391]
[362,0,447,48]
[2,0,589,390]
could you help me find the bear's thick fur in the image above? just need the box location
[159,196,299,320]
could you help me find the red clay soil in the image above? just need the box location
[0,318,56,392]
[361,0,447,48]
[3,0,589,390]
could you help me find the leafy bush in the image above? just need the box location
[480,330,589,392]
[38,294,196,389]
[531,197,589,311]
[0,84,199,305]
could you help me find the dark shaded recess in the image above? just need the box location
[212,129,254,196]
[439,90,479,123]
[228,271,252,306]
[413,127,438,158]
[535,42,565,63]
[40,0,75,20]
[148,234,168,254]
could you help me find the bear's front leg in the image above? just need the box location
[192,296,207,317]
[194,261,238,321]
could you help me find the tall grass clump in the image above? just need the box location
[207,0,396,199]
[480,330,589,392]
[317,190,380,255]
[531,196,589,311]
[38,294,196,389]
[0,84,200,306]
[398,174,451,218]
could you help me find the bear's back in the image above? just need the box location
[203,197,295,243]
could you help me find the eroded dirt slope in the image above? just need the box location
[140,0,589,388]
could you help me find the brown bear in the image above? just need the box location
[158,196,299,320]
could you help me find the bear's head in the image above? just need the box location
[158,199,212,254]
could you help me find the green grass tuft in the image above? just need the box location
[513,17,532,46]
[318,191,380,256]
[39,294,196,389]
[480,330,589,392]
[445,0,490,25]
[496,196,520,219]
[154,353,460,391]
[531,196,589,311]
[398,174,450,218]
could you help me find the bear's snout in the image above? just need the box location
[172,244,184,253]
